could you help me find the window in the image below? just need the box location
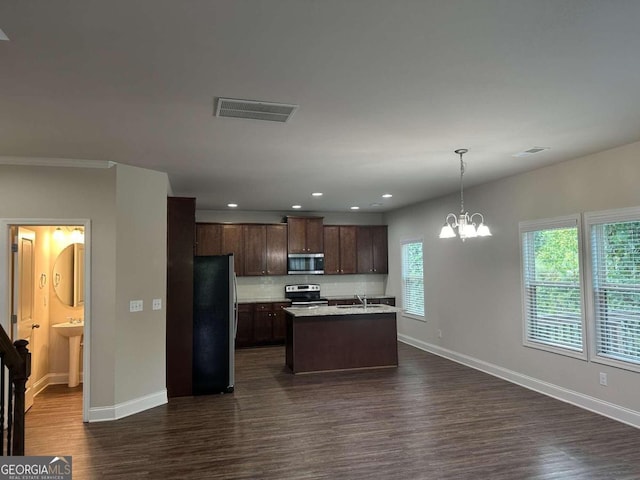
[586,208,640,371]
[520,216,585,357]
[401,240,424,318]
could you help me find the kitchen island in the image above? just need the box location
[284,304,398,374]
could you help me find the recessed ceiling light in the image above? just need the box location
[292,205,302,209]
[350,206,360,210]
[370,203,383,207]
[311,192,323,197]
[227,203,238,208]
[382,193,393,198]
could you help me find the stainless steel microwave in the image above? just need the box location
[287,253,324,275]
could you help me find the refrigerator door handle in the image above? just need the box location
[233,272,238,339]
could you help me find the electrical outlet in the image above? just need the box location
[152,298,162,310]
[438,329,443,339]
[129,300,143,312]
[599,372,608,386]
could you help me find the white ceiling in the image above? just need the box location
[1,1,640,212]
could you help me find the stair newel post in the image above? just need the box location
[11,339,30,456]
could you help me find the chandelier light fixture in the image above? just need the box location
[439,148,492,241]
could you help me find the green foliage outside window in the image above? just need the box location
[524,226,583,350]
[594,221,640,362]
[402,242,424,316]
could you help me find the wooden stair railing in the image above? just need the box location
[0,324,30,456]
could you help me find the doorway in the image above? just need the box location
[2,219,90,422]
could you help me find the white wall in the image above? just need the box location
[385,140,640,425]
[0,163,168,420]
[114,164,168,404]
[197,209,385,225]
[0,165,117,409]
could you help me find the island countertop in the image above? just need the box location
[284,304,398,317]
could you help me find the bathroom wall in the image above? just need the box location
[30,226,52,394]
[48,226,84,380]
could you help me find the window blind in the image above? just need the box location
[591,220,640,365]
[521,225,584,352]
[401,241,424,317]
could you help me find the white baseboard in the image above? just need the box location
[31,373,166,423]
[398,333,640,429]
[88,389,167,423]
[31,372,84,397]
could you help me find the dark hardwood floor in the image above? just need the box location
[26,343,640,479]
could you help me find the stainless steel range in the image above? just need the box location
[285,284,329,307]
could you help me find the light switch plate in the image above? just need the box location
[152,298,162,310]
[129,300,143,312]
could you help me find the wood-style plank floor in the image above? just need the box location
[25,343,640,479]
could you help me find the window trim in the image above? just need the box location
[400,238,425,322]
[584,206,640,373]
[519,214,587,360]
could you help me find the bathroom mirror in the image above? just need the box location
[53,243,85,307]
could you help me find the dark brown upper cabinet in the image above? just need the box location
[356,226,388,274]
[195,223,222,255]
[287,217,324,254]
[222,224,245,276]
[324,226,357,274]
[244,224,287,276]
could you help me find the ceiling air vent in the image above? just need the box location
[512,146,550,158]
[215,97,298,123]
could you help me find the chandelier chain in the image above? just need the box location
[459,152,465,214]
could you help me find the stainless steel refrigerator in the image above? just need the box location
[193,254,237,395]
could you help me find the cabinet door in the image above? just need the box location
[356,226,373,273]
[323,226,340,274]
[272,302,288,343]
[371,226,388,274]
[244,225,267,276]
[305,217,324,253]
[254,304,273,343]
[195,224,222,255]
[235,304,254,348]
[222,224,244,276]
[339,226,357,274]
[266,225,287,275]
[287,217,307,253]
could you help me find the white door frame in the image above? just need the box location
[1,218,91,423]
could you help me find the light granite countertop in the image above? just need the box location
[284,304,398,317]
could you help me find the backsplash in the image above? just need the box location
[236,274,387,301]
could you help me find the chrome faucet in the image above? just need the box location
[356,294,368,308]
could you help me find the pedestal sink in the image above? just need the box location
[53,321,84,387]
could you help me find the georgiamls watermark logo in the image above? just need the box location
[0,456,72,479]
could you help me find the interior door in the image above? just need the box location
[12,227,37,411]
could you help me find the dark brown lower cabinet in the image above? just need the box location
[272,303,288,342]
[236,302,289,348]
[254,303,274,343]
[235,303,254,348]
